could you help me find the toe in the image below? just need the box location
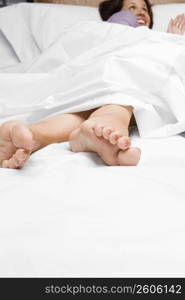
[14,149,30,168]
[1,160,9,168]
[1,149,30,169]
[117,147,141,166]
[102,127,113,140]
[109,131,122,144]
[16,149,30,161]
[94,124,104,137]
[2,157,15,169]
[16,156,29,168]
[117,136,130,150]
[7,154,21,169]
[80,120,95,135]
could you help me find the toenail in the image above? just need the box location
[20,150,29,159]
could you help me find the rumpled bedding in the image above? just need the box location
[1,4,185,138]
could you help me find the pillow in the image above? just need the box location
[20,3,100,50]
[0,31,19,69]
[107,10,138,27]
[152,3,185,31]
[0,4,41,64]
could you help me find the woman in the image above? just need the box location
[0,0,185,169]
[99,0,185,34]
[99,0,153,28]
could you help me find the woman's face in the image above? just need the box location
[122,0,151,27]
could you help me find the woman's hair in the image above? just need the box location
[99,0,153,28]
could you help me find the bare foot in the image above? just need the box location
[0,121,37,169]
[69,119,141,166]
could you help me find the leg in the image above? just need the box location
[0,110,93,169]
[29,110,94,149]
[69,104,141,166]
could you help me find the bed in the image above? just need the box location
[0,1,185,278]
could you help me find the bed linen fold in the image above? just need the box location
[1,6,185,137]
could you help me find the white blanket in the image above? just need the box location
[1,4,185,138]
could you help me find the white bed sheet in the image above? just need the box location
[0,129,185,277]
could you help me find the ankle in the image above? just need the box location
[28,124,47,151]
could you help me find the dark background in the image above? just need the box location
[0,0,33,8]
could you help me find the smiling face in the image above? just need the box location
[122,0,151,27]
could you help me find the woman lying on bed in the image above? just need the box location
[0,0,185,169]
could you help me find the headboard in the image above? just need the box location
[33,0,185,6]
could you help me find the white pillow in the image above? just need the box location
[18,3,100,50]
[0,4,41,64]
[0,31,19,69]
[152,4,185,32]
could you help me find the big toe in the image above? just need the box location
[117,136,130,150]
[117,147,141,166]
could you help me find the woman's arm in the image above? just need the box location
[167,14,185,35]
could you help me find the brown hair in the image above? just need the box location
[99,0,153,28]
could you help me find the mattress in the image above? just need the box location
[0,128,185,277]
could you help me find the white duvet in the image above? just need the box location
[0,4,185,278]
[1,4,185,138]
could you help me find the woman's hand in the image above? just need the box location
[167,14,185,35]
